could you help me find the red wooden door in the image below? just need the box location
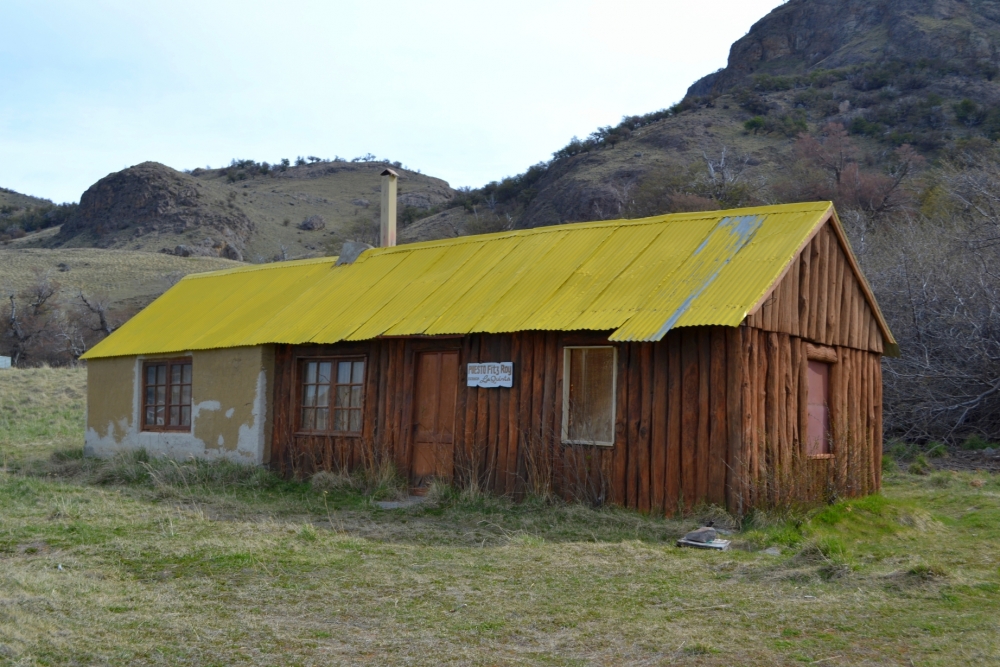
[806,360,831,456]
[411,351,459,489]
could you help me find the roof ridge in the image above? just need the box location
[354,201,835,261]
[181,255,337,280]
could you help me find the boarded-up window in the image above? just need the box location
[142,359,192,431]
[806,360,831,456]
[299,358,365,434]
[562,346,616,446]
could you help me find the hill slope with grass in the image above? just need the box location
[22,160,457,261]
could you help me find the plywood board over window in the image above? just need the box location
[142,358,192,431]
[562,346,617,446]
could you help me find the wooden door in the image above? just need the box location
[411,350,459,489]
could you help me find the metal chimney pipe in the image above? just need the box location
[380,168,398,247]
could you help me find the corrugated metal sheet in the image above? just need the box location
[82,201,895,359]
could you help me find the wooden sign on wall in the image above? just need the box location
[467,362,513,388]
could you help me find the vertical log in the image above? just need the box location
[638,343,653,512]
[827,241,844,344]
[788,255,801,337]
[696,332,712,504]
[651,340,668,514]
[815,229,831,344]
[680,329,699,510]
[627,343,642,509]
[502,333,521,496]
[740,327,754,512]
[613,341,630,505]
[765,332,781,504]
[798,241,812,336]
[515,333,533,497]
[808,236,822,339]
[709,328,728,506]
[755,328,767,501]
[665,332,682,516]
[874,355,883,490]
[839,261,853,347]
[726,327,744,515]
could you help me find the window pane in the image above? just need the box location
[156,386,166,405]
[334,409,349,432]
[352,361,365,384]
[171,385,181,405]
[181,406,191,427]
[317,383,329,407]
[303,385,316,407]
[181,385,191,405]
[305,362,317,384]
[171,364,182,384]
[157,365,166,385]
[301,408,314,430]
[350,385,362,408]
[318,362,332,384]
[315,408,328,431]
[335,385,351,409]
[155,406,165,426]
[146,386,155,405]
[182,364,192,384]
[337,361,351,384]
[145,407,155,425]
[147,366,156,385]
[169,406,180,426]
[349,409,361,433]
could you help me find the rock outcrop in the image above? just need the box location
[688,0,1000,97]
[56,162,254,255]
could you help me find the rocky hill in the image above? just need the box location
[19,159,457,260]
[427,0,1000,232]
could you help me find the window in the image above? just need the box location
[142,358,192,431]
[299,358,366,434]
[806,360,831,456]
[562,346,617,446]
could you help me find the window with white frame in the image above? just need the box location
[562,346,617,446]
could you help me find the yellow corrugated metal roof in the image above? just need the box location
[82,202,898,359]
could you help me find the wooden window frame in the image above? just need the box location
[295,356,367,437]
[141,357,193,433]
[561,345,618,447]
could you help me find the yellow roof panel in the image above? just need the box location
[82,201,898,360]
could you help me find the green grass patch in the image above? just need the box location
[0,367,999,665]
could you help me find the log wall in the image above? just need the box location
[271,328,744,514]
[738,327,883,510]
[746,222,885,354]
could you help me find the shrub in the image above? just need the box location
[908,454,932,475]
[744,116,766,134]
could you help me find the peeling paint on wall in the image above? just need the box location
[84,346,274,464]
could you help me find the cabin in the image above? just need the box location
[81,187,896,515]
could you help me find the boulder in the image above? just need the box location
[299,215,326,231]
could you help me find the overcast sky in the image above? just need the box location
[2,0,785,203]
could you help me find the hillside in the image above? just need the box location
[34,160,457,261]
[0,186,49,210]
[433,0,1000,231]
[0,248,240,312]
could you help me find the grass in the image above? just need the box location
[0,248,240,311]
[2,369,1000,665]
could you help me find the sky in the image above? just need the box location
[1,0,786,203]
